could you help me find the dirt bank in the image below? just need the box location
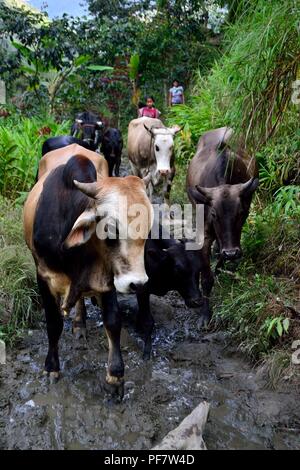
[1,292,299,450]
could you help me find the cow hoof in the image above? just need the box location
[197,316,211,331]
[142,350,151,361]
[104,377,124,403]
[72,325,87,341]
[43,370,60,383]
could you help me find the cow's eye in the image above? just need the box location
[211,209,217,219]
[155,145,160,152]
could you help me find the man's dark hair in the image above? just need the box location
[146,96,155,102]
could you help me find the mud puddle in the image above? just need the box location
[1,292,300,450]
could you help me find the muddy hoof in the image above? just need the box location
[142,345,152,361]
[197,315,211,330]
[142,351,151,361]
[72,326,87,341]
[43,370,60,383]
[104,380,124,403]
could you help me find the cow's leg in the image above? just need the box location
[136,289,154,360]
[130,161,139,176]
[199,245,214,328]
[72,298,87,340]
[215,257,224,275]
[106,158,114,177]
[114,155,121,177]
[102,290,124,400]
[37,274,63,382]
[163,181,172,207]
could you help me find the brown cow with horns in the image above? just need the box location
[23,144,153,400]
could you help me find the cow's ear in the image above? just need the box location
[169,125,182,135]
[240,178,259,198]
[188,186,211,205]
[64,209,97,248]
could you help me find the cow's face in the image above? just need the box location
[64,176,153,294]
[144,125,181,176]
[188,178,258,260]
[72,118,103,150]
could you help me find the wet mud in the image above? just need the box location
[1,292,300,450]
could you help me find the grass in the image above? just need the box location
[0,196,39,346]
[0,116,70,200]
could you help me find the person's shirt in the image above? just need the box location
[169,86,184,105]
[139,107,161,118]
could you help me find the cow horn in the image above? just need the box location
[195,185,212,199]
[144,124,154,136]
[75,119,83,124]
[240,178,259,196]
[73,180,99,198]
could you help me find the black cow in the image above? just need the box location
[187,127,259,325]
[71,111,103,151]
[42,136,92,156]
[101,128,123,176]
[136,237,203,359]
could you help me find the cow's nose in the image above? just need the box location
[130,282,146,293]
[159,169,169,176]
[221,248,242,260]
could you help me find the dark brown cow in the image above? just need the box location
[23,145,153,399]
[187,127,259,325]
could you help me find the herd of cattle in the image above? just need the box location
[23,111,258,399]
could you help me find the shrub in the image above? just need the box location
[0,116,70,199]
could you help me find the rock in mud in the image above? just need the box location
[169,342,214,367]
[153,401,210,450]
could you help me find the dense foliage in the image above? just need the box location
[0,0,221,127]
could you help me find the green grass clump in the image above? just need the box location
[0,197,39,346]
[0,116,70,199]
[213,269,296,359]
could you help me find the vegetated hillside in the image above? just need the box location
[169,0,300,373]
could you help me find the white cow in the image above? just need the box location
[127,117,180,204]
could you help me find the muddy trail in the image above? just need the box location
[1,292,300,450]
[1,157,300,450]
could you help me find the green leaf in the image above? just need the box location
[267,318,277,335]
[11,41,32,59]
[19,65,36,75]
[282,318,290,333]
[74,55,91,67]
[276,321,283,337]
[86,65,113,72]
[129,53,140,80]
